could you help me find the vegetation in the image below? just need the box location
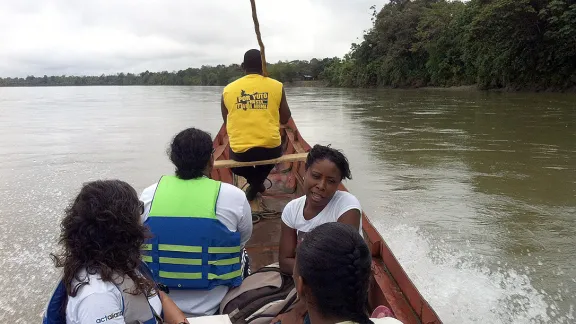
[1,0,574,91]
[322,0,576,90]
[0,58,336,87]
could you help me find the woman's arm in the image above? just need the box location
[159,291,189,324]
[337,209,361,231]
[278,221,298,275]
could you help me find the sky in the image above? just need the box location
[0,0,381,77]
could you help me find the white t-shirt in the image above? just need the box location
[281,190,362,243]
[66,271,162,324]
[140,180,253,317]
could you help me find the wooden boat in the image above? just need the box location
[210,118,442,324]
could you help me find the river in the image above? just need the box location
[0,86,574,323]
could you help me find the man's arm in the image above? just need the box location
[221,95,228,125]
[279,87,291,125]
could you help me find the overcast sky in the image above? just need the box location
[0,0,382,77]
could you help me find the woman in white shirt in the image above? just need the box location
[46,180,188,324]
[279,144,362,276]
[273,145,362,324]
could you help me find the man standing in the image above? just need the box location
[140,127,253,317]
[221,49,292,201]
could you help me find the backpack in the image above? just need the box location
[220,263,298,324]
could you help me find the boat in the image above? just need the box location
[210,118,442,324]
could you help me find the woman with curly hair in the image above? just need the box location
[44,179,188,324]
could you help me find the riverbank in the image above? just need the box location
[288,82,576,93]
[1,82,574,93]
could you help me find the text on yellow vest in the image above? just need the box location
[223,74,283,153]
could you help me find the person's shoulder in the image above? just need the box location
[333,190,359,201]
[266,77,283,87]
[218,182,248,203]
[287,195,306,207]
[332,190,361,207]
[69,272,119,301]
[281,196,305,227]
[140,182,158,197]
[224,76,246,91]
[283,195,306,214]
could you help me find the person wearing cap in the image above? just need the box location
[221,49,292,201]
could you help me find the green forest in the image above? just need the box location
[0,59,335,87]
[1,0,575,91]
[323,0,576,90]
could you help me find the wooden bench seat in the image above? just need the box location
[213,152,308,169]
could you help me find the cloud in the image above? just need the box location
[0,0,379,77]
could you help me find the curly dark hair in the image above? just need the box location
[168,127,214,180]
[51,180,155,297]
[305,144,352,180]
[296,222,373,324]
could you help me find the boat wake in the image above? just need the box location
[374,222,575,324]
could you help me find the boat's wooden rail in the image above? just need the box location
[213,152,308,169]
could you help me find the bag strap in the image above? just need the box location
[230,287,298,324]
[244,292,299,324]
[138,261,165,324]
[115,262,164,324]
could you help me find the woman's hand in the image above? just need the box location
[159,291,190,324]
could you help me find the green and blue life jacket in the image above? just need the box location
[142,176,242,290]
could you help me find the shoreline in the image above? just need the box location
[286,82,576,93]
[1,82,574,93]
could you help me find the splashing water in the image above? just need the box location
[374,222,574,324]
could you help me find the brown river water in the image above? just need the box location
[0,86,574,323]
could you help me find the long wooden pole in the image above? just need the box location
[249,0,268,77]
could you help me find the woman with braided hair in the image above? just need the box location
[289,222,401,324]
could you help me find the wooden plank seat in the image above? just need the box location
[213,152,308,169]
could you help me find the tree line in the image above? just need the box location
[0,58,336,87]
[323,0,576,90]
[1,0,575,91]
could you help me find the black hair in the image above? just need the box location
[305,144,352,180]
[242,49,263,74]
[51,180,155,297]
[296,222,373,324]
[168,128,213,180]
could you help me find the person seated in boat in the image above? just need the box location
[44,179,188,324]
[278,144,362,276]
[221,49,292,201]
[272,144,362,324]
[140,127,253,317]
[273,222,402,324]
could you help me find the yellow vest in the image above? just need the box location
[223,74,283,153]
